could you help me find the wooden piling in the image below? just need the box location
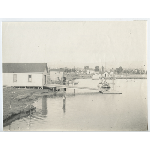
[53,87,56,92]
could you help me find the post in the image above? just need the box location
[74,89,75,96]
[9,124,11,131]
[53,87,56,92]
[112,68,114,90]
[30,104,31,117]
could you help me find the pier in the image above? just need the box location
[43,84,122,94]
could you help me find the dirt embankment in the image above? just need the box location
[3,87,56,126]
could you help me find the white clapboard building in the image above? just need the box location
[102,71,109,78]
[3,63,48,89]
[48,68,64,82]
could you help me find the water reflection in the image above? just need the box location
[53,92,57,97]
[62,92,66,113]
[8,123,11,131]
[42,96,47,115]
[3,79,147,131]
[27,105,32,129]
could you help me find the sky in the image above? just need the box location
[2,21,147,69]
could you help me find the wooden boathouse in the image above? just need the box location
[3,63,48,89]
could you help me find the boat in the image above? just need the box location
[98,77,111,89]
[101,83,110,88]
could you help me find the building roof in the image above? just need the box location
[103,71,109,74]
[50,68,64,72]
[88,68,95,71]
[3,63,48,73]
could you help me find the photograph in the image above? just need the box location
[2,21,148,131]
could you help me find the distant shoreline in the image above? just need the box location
[65,74,147,80]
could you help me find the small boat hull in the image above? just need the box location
[101,86,110,88]
[101,83,111,88]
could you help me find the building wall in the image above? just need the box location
[3,73,43,87]
[87,70,95,74]
[50,71,64,81]
[102,72,109,77]
[42,68,48,85]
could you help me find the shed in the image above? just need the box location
[3,63,48,88]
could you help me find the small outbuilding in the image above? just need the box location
[3,63,48,89]
[102,71,109,78]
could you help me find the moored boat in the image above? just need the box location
[101,83,110,88]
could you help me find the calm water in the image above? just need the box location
[4,79,147,131]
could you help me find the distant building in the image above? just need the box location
[84,66,89,70]
[95,66,99,72]
[102,71,109,78]
[49,68,64,82]
[3,63,48,88]
[86,68,95,74]
[102,66,104,73]
[109,72,114,77]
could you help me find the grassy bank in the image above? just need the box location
[3,87,60,127]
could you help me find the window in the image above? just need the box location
[28,75,32,82]
[13,74,17,82]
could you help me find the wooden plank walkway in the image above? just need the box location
[44,84,98,91]
[102,91,122,94]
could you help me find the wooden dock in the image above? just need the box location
[102,91,122,94]
[44,84,122,94]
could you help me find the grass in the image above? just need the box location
[3,87,55,126]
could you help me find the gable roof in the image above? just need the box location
[103,71,109,74]
[3,63,48,73]
[88,68,95,71]
[50,68,64,72]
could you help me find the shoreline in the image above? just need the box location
[3,76,147,127]
[3,87,63,127]
[65,75,147,80]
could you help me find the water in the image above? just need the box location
[3,79,147,131]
